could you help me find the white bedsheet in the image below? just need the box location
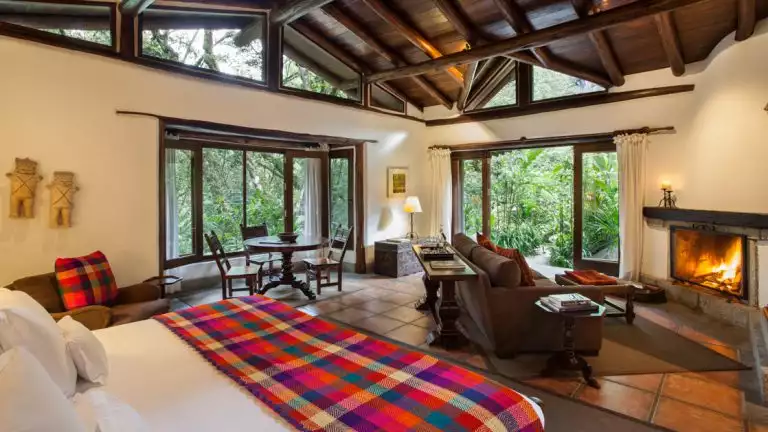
[90,319,543,431]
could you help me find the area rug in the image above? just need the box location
[483,315,749,379]
[156,295,545,432]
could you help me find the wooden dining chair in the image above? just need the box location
[205,231,260,299]
[241,223,281,289]
[303,225,354,295]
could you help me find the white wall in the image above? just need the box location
[429,22,768,284]
[0,36,430,286]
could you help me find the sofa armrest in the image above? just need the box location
[116,283,162,305]
[52,306,112,330]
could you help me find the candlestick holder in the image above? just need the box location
[658,187,677,208]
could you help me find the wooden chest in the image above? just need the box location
[374,240,422,278]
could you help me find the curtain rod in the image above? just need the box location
[434,126,675,152]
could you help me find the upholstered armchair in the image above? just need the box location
[8,273,170,330]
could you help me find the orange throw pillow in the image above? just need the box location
[497,246,536,287]
[476,232,498,253]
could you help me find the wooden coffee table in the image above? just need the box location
[536,300,606,389]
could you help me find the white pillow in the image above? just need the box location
[0,348,86,432]
[0,288,77,396]
[58,315,109,385]
[75,388,149,432]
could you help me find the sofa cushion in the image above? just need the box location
[110,299,170,327]
[452,233,480,259]
[56,251,119,311]
[476,233,498,253]
[496,247,535,286]
[470,246,521,288]
[10,273,65,313]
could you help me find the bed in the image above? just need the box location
[90,296,544,431]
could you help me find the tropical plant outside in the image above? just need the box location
[461,147,619,269]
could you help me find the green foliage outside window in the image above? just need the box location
[330,158,350,230]
[246,152,286,235]
[168,149,194,258]
[490,148,574,264]
[483,78,517,109]
[582,153,620,260]
[461,159,483,236]
[461,148,620,269]
[282,56,352,100]
[142,28,264,81]
[203,149,244,253]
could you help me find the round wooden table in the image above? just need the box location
[243,236,325,300]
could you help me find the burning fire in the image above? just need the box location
[689,241,743,295]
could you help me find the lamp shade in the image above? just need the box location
[403,196,422,213]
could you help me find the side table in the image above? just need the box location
[554,274,636,324]
[536,300,606,388]
[143,275,183,299]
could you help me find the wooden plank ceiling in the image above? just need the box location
[153,0,768,109]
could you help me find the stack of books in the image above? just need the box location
[540,293,598,313]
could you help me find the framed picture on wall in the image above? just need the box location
[387,167,408,198]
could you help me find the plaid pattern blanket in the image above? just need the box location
[155,296,544,432]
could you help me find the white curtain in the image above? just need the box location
[614,133,649,281]
[303,158,323,257]
[428,148,452,237]
[165,150,179,261]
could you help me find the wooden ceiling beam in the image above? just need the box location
[571,0,625,86]
[366,0,708,83]
[322,4,453,109]
[736,0,757,41]
[119,0,155,16]
[358,0,465,86]
[290,20,419,109]
[491,0,612,88]
[271,0,335,25]
[654,12,685,76]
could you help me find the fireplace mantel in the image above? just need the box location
[643,207,768,229]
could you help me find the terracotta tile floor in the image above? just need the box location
[176,272,765,431]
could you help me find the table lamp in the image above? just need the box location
[403,196,422,240]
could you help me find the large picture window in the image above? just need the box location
[162,136,363,268]
[140,7,265,83]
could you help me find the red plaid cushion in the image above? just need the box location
[55,251,118,310]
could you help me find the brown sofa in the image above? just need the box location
[452,233,604,358]
[8,273,170,330]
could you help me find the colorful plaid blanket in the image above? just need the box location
[155,296,544,432]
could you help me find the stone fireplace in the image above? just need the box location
[670,226,748,302]
[643,207,768,327]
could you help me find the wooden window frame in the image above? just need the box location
[0,0,118,55]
